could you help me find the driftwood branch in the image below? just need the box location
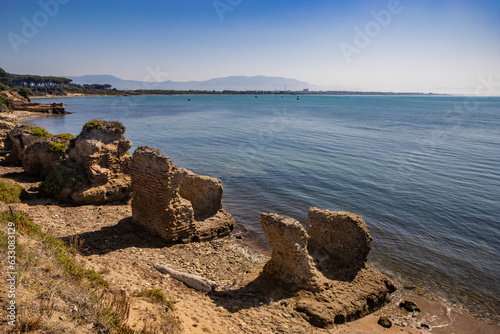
[154,264,218,292]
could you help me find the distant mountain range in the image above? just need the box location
[67,75,316,91]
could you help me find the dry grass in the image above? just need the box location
[0,209,182,333]
[13,296,55,333]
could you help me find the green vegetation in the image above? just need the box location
[83,120,104,130]
[83,120,126,132]
[48,141,67,154]
[0,198,180,333]
[110,121,126,131]
[0,82,10,91]
[136,288,174,309]
[30,127,52,137]
[0,67,122,97]
[0,229,36,272]
[0,180,24,203]
[39,159,87,197]
[56,133,75,141]
[0,95,11,108]
[18,87,32,101]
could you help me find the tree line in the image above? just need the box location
[0,68,118,96]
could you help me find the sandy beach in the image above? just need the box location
[0,159,498,333]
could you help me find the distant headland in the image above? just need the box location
[1,68,445,98]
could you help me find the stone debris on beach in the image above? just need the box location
[378,315,393,328]
[400,300,422,312]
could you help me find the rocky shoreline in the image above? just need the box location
[0,107,498,333]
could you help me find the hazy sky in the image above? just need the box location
[1,0,499,94]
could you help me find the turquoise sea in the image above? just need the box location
[30,95,500,322]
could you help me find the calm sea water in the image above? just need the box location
[30,95,500,321]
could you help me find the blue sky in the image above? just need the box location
[1,0,499,94]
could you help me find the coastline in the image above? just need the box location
[1,110,498,333]
[0,164,498,333]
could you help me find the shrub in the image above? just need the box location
[0,95,11,108]
[0,83,10,91]
[48,141,67,154]
[83,120,125,132]
[136,288,175,310]
[39,159,86,197]
[57,133,75,141]
[30,127,52,137]
[83,120,103,130]
[0,180,24,203]
[19,87,32,101]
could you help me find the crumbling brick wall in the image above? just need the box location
[131,146,235,243]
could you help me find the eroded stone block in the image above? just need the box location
[131,146,234,243]
[307,207,372,280]
[260,212,321,290]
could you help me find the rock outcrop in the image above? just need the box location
[7,125,71,176]
[0,114,17,161]
[307,207,372,280]
[260,213,322,291]
[9,125,53,164]
[22,136,71,177]
[259,208,395,327]
[12,101,66,114]
[39,120,132,204]
[0,90,67,114]
[65,121,132,204]
[131,146,235,243]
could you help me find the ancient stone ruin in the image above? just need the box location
[260,207,395,327]
[307,207,372,281]
[260,213,322,291]
[130,146,235,243]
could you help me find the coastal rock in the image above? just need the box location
[9,124,50,163]
[0,90,67,114]
[65,121,132,204]
[39,121,132,204]
[259,208,396,327]
[260,213,322,291]
[378,315,393,328]
[307,207,372,280]
[130,146,235,243]
[0,113,17,161]
[399,300,421,312]
[12,101,67,114]
[22,136,70,176]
